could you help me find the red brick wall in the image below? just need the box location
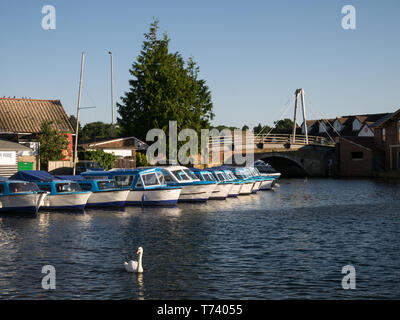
[340,138,373,177]
[381,120,398,169]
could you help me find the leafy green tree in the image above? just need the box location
[80,122,121,142]
[117,19,214,142]
[253,123,271,134]
[39,121,71,166]
[210,125,238,131]
[242,125,249,131]
[274,118,294,130]
[82,150,117,170]
[69,115,81,133]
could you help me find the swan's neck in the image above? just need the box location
[138,252,143,273]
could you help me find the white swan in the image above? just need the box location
[124,247,144,273]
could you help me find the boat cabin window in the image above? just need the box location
[156,172,166,185]
[79,183,93,191]
[194,173,202,180]
[9,182,39,193]
[142,173,160,186]
[38,184,52,192]
[215,173,225,181]
[171,170,189,181]
[114,175,134,187]
[97,180,118,190]
[162,170,175,182]
[202,173,214,181]
[55,183,81,193]
[184,169,199,180]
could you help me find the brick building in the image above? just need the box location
[339,136,376,177]
[370,109,400,171]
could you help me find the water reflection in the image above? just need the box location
[0,178,400,299]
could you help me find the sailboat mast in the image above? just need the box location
[73,51,85,175]
[109,51,114,137]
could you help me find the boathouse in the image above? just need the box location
[0,97,74,171]
[370,108,400,172]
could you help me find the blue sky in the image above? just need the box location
[0,0,399,128]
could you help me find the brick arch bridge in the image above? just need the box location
[253,145,336,177]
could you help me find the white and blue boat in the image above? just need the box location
[161,166,216,202]
[190,168,233,200]
[253,160,281,185]
[56,176,130,208]
[247,167,276,190]
[0,178,48,214]
[81,168,181,206]
[208,168,242,197]
[10,171,92,211]
[220,167,255,195]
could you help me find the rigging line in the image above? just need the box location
[302,90,341,137]
[256,94,295,138]
[255,92,294,137]
[306,105,336,143]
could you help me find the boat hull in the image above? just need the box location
[178,184,216,202]
[251,181,262,193]
[41,192,92,210]
[259,180,274,190]
[209,183,233,200]
[238,182,254,195]
[126,188,181,206]
[0,193,47,214]
[228,183,241,197]
[86,189,130,207]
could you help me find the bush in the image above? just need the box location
[82,150,117,170]
[136,152,149,167]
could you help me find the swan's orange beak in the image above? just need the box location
[136,249,140,254]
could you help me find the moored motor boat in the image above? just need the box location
[191,168,233,200]
[161,166,216,202]
[57,175,130,207]
[0,178,48,214]
[81,168,182,206]
[10,171,91,210]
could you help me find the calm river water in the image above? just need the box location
[0,178,399,299]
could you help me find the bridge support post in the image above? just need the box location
[292,89,301,144]
[300,89,309,144]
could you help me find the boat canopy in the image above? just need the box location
[10,170,60,182]
[56,175,85,181]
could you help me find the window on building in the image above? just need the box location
[382,128,386,142]
[351,152,363,160]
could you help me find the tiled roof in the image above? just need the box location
[0,98,74,134]
[79,136,148,151]
[370,109,400,128]
[340,136,376,151]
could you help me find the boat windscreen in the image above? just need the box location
[184,169,199,180]
[171,170,189,181]
[156,172,166,185]
[162,170,175,182]
[202,173,214,181]
[142,173,160,186]
[9,182,40,193]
